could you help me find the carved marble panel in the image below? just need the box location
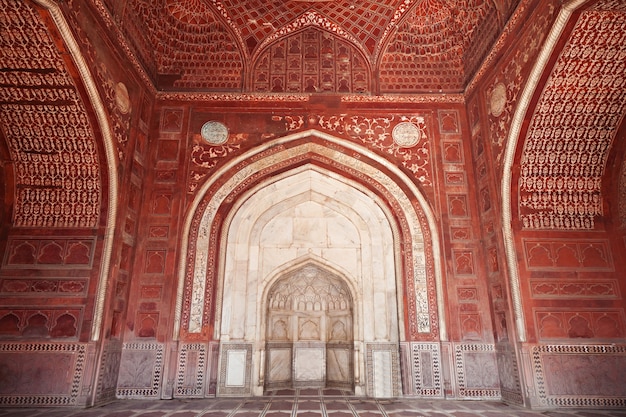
[530,344,626,408]
[0,342,86,406]
[218,343,252,396]
[117,342,163,398]
[454,343,500,399]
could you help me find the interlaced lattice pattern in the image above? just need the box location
[219,0,397,56]
[0,0,101,228]
[519,10,626,229]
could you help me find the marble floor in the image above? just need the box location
[1,389,626,417]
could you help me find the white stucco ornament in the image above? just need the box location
[201,121,229,145]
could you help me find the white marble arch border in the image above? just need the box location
[501,0,589,342]
[216,165,395,345]
[174,129,446,341]
[33,0,118,342]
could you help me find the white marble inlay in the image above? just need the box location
[373,350,393,398]
[294,347,325,382]
[225,349,247,387]
[268,349,291,383]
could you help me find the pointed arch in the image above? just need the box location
[32,0,118,342]
[501,0,589,342]
[175,129,445,342]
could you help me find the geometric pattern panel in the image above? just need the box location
[531,344,626,408]
[496,343,523,405]
[95,339,122,405]
[519,10,626,229]
[0,0,101,228]
[117,342,164,398]
[252,27,370,94]
[175,342,207,398]
[0,342,86,406]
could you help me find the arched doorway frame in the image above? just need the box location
[216,167,376,344]
[216,164,399,394]
[175,130,445,344]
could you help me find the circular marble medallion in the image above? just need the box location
[392,122,421,148]
[489,82,507,117]
[201,121,229,145]
[114,82,131,114]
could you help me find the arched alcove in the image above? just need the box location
[217,167,399,396]
[264,262,354,391]
[175,130,444,398]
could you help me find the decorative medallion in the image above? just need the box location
[200,121,228,145]
[115,82,131,114]
[489,82,507,117]
[392,121,421,147]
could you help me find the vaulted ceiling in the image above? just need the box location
[101,0,520,93]
[1,0,625,234]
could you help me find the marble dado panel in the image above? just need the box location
[217,343,253,397]
[95,339,122,405]
[402,342,500,400]
[496,343,523,405]
[116,342,163,398]
[526,343,626,408]
[402,342,443,398]
[365,343,401,398]
[175,343,208,398]
[454,343,501,399]
[0,342,88,406]
[173,342,219,398]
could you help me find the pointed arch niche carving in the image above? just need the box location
[263,261,355,390]
[175,130,444,396]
